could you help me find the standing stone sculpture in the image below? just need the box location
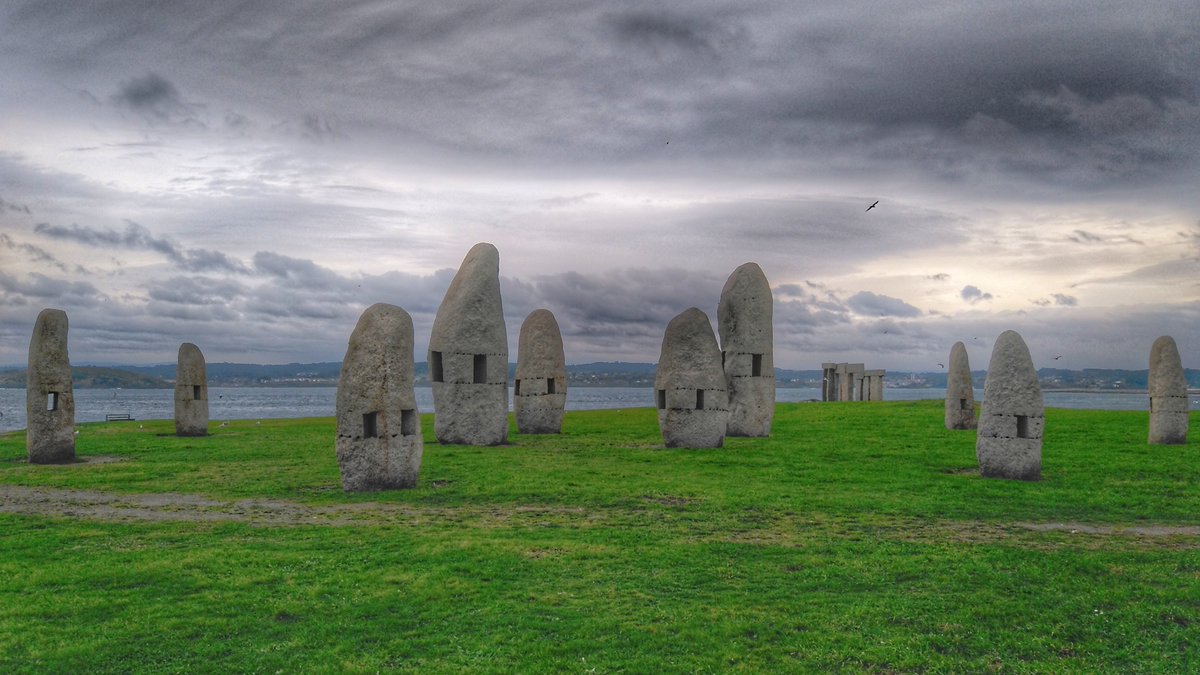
[514,309,566,434]
[174,343,209,436]
[1148,335,1188,445]
[428,242,508,445]
[863,370,886,401]
[26,308,75,463]
[336,303,423,491]
[655,308,729,448]
[945,341,976,430]
[718,262,774,436]
[976,330,1043,480]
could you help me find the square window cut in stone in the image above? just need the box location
[960,398,969,411]
[695,389,705,410]
[47,392,58,411]
[473,354,487,384]
[363,411,379,439]
[430,351,444,383]
[193,385,202,400]
[657,389,666,410]
[401,409,417,436]
[751,353,763,377]
[1016,415,1029,439]
[546,377,556,394]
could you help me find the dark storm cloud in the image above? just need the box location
[845,291,921,318]
[33,221,251,273]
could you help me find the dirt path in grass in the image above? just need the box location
[2,485,1199,543]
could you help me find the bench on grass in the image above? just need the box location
[105,413,134,422]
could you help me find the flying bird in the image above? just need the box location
[866,200,879,212]
[938,363,945,369]
[1053,355,1063,360]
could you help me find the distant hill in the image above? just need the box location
[0,366,171,389]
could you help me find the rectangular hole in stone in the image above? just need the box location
[657,389,666,410]
[193,385,202,400]
[473,354,487,384]
[1016,415,1029,438]
[960,398,969,411]
[752,354,762,377]
[546,377,556,394]
[695,389,704,410]
[401,409,416,436]
[514,379,521,396]
[363,411,379,439]
[47,392,58,411]
[430,351,443,383]
[721,351,726,369]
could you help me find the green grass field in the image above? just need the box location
[1,401,1197,673]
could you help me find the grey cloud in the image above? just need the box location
[1069,230,1104,244]
[1052,293,1078,307]
[1,233,70,272]
[111,73,203,126]
[0,270,103,303]
[845,291,921,318]
[605,11,747,58]
[1022,86,1166,136]
[961,285,993,304]
[0,195,32,214]
[33,221,250,273]
[927,273,950,282]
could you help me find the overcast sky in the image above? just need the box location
[2,1,1198,371]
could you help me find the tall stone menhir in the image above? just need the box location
[718,262,774,437]
[336,303,423,491]
[514,309,566,434]
[944,341,976,430]
[656,308,729,448]
[175,343,209,436]
[1148,335,1188,445]
[976,330,1043,481]
[428,243,509,446]
[27,308,75,464]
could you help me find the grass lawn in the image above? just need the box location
[0,400,1197,672]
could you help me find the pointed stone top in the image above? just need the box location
[178,342,204,360]
[982,329,1042,413]
[656,307,723,388]
[29,308,69,368]
[718,262,771,351]
[1149,335,1186,397]
[516,309,565,377]
[429,243,505,352]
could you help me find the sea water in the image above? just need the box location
[0,386,1187,434]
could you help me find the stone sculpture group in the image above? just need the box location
[20,241,1190,490]
[820,363,885,402]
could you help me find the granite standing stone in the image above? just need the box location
[174,343,209,436]
[718,262,775,436]
[514,309,566,434]
[976,330,1043,480]
[863,370,885,401]
[1148,335,1188,445]
[26,308,74,463]
[428,243,508,445]
[655,308,729,448]
[336,303,423,490]
[945,341,976,430]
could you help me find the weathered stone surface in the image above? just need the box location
[718,262,774,437]
[863,370,885,401]
[174,343,209,437]
[336,303,423,491]
[428,243,508,445]
[976,330,1043,480]
[655,308,729,448]
[27,308,74,464]
[514,309,566,434]
[1148,335,1188,445]
[945,341,976,430]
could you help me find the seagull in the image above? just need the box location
[866,200,879,212]
[1053,355,1063,360]
[937,363,945,369]
[218,422,227,428]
